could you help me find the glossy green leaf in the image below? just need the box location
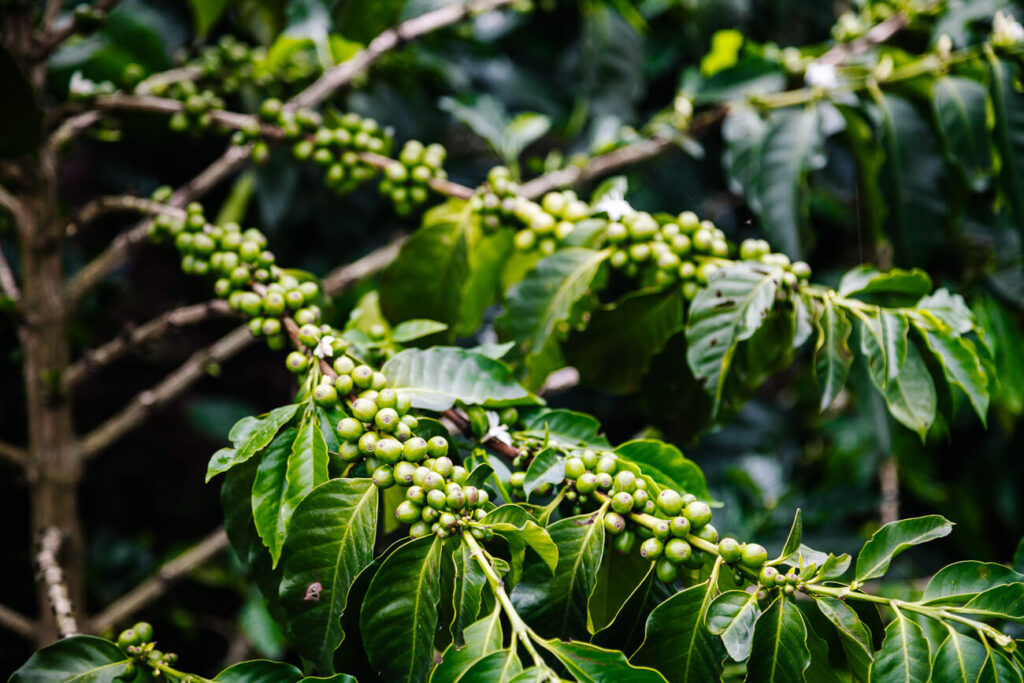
[542,639,666,682]
[753,106,826,258]
[876,342,938,441]
[279,478,378,672]
[613,440,710,501]
[816,552,852,580]
[511,512,605,639]
[382,347,538,411]
[457,649,522,682]
[360,535,445,683]
[459,230,514,337]
[188,0,230,37]
[856,309,909,388]
[856,515,952,584]
[391,319,449,343]
[722,105,770,210]
[283,407,329,537]
[775,509,803,563]
[987,55,1024,238]
[839,267,933,301]
[482,504,559,576]
[745,596,811,682]
[924,562,1024,604]
[565,288,685,394]
[873,92,949,260]
[214,660,303,682]
[918,288,975,335]
[587,539,652,635]
[814,297,853,411]
[431,607,503,683]
[977,647,1023,683]
[522,448,564,498]
[933,76,993,191]
[961,583,1024,623]
[497,248,610,387]
[815,596,873,680]
[449,542,489,644]
[707,590,761,662]
[916,324,989,425]
[252,427,299,565]
[869,613,931,682]
[592,565,674,655]
[380,210,470,330]
[685,262,784,412]
[932,631,986,683]
[632,579,725,683]
[522,409,610,449]
[207,404,300,482]
[9,635,134,683]
[803,617,841,683]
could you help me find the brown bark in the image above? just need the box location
[18,147,84,646]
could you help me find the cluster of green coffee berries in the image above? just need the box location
[167,88,227,135]
[558,449,771,585]
[738,238,811,288]
[394,450,493,540]
[290,111,394,194]
[379,141,448,215]
[115,621,177,677]
[469,166,521,233]
[508,190,593,255]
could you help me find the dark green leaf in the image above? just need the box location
[873,93,949,260]
[9,635,133,683]
[924,562,1024,604]
[987,55,1024,238]
[522,448,564,498]
[753,106,827,258]
[855,515,953,584]
[933,76,993,191]
[279,479,378,672]
[188,0,230,37]
[498,248,610,388]
[814,297,853,411]
[391,319,449,343]
[722,106,770,211]
[541,639,666,682]
[380,208,470,330]
[962,583,1024,623]
[745,596,811,682]
[459,230,514,337]
[707,590,761,662]
[932,631,986,683]
[587,539,653,635]
[283,407,329,535]
[815,596,873,680]
[214,660,303,682]
[431,607,503,683]
[522,409,610,449]
[775,509,803,563]
[839,266,934,300]
[360,535,445,683]
[915,323,989,425]
[382,347,538,411]
[869,613,931,682]
[977,647,1023,682]
[252,427,299,565]
[613,440,710,501]
[566,288,685,394]
[449,542,489,644]
[686,262,785,412]
[632,579,724,683]
[457,649,522,682]
[511,512,605,639]
[207,404,300,482]
[803,617,841,683]
[482,505,558,580]
[867,339,937,441]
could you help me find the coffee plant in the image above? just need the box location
[2,0,1024,681]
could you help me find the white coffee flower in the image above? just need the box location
[993,11,1024,47]
[804,61,838,89]
[483,411,512,447]
[594,191,634,221]
[314,335,336,359]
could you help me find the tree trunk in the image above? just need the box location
[19,147,85,646]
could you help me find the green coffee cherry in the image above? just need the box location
[684,501,712,529]
[351,398,377,422]
[656,558,679,583]
[614,530,636,555]
[286,351,309,373]
[670,516,691,538]
[718,537,743,563]
[603,511,626,535]
[313,384,338,407]
[640,537,664,560]
[665,538,692,564]
[396,500,421,524]
[427,436,449,458]
[657,490,683,516]
[373,465,395,488]
[376,437,403,464]
[741,543,769,569]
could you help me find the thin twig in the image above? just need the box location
[0,602,35,641]
[65,1,513,304]
[64,300,234,389]
[134,65,204,95]
[290,0,519,109]
[32,0,121,61]
[322,236,406,295]
[79,325,255,460]
[818,13,909,66]
[0,440,28,467]
[89,528,229,634]
[36,528,78,637]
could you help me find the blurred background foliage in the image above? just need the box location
[1,0,1023,674]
